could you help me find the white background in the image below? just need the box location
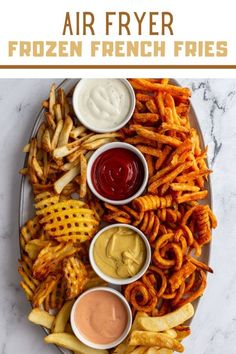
[0,0,236,77]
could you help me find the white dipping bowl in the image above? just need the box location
[72,78,136,133]
[70,287,132,350]
[89,223,151,286]
[87,141,148,205]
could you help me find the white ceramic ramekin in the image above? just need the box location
[86,141,148,205]
[70,287,132,350]
[72,78,135,133]
[89,223,151,286]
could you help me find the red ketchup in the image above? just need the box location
[91,148,144,201]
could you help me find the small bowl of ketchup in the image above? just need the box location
[87,142,148,205]
[70,287,132,350]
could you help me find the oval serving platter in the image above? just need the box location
[18,79,212,354]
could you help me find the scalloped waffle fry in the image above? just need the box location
[35,195,60,214]
[36,199,85,218]
[32,242,77,280]
[19,216,41,250]
[63,256,88,300]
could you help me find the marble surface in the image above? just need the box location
[0,78,235,354]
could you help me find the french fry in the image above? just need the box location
[160,123,189,134]
[70,125,87,139]
[148,349,173,354]
[51,119,64,150]
[82,137,116,150]
[54,103,62,122]
[146,99,158,113]
[22,143,30,153]
[80,153,87,198]
[170,183,200,192]
[137,145,162,158]
[49,83,56,115]
[32,157,44,179]
[134,125,182,148]
[41,129,51,152]
[65,322,74,334]
[128,331,184,353]
[176,190,208,204]
[130,347,148,354]
[28,308,55,329]
[164,329,177,339]
[137,304,194,332]
[54,164,80,194]
[19,167,28,175]
[133,79,191,98]
[52,300,74,333]
[175,326,191,340]
[53,134,92,159]
[58,115,73,147]
[44,333,109,354]
[112,342,128,354]
[148,161,193,193]
[176,169,212,183]
[45,112,56,130]
[133,112,159,123]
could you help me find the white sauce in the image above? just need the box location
[77,79,131,129]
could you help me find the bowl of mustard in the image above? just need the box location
[89,224,151,285]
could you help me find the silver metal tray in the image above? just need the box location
[18,79,212,354]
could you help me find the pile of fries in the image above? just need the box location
[18,79,217,354]
[114,303,194,354]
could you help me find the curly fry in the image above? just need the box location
[177,270,207,307]
[169,261,196,292]
[133,195,172,212]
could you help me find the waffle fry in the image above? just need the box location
[63,256,88,300]
[32,242,77,280]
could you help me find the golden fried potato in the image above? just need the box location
[128,331,183,353]
[44,333,108,354]
[28,308,55,329]
[52,300,74,333]
[63,257,88,300]
[33,242,77,280]
[137,304,194,332]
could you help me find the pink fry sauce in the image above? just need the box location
[74,290,128,345]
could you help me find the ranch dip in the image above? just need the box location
[75,79,131,130]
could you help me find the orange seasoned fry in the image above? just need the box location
[136,93,152,102]
[188,256,213,273]
[137,145,162,158]
[133,195,172,212]
[133,112,159,123]
[176,169,212,183]
[148,161,193,193]
[146,99,158,113]
[134,125,182,147]
[170,183,200,192]
[177,270,207,307]
[133,79,191,98]
[161,122,190,133]
[169,262,196,292]
[124,135,157,147]
[176,190,208,204]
